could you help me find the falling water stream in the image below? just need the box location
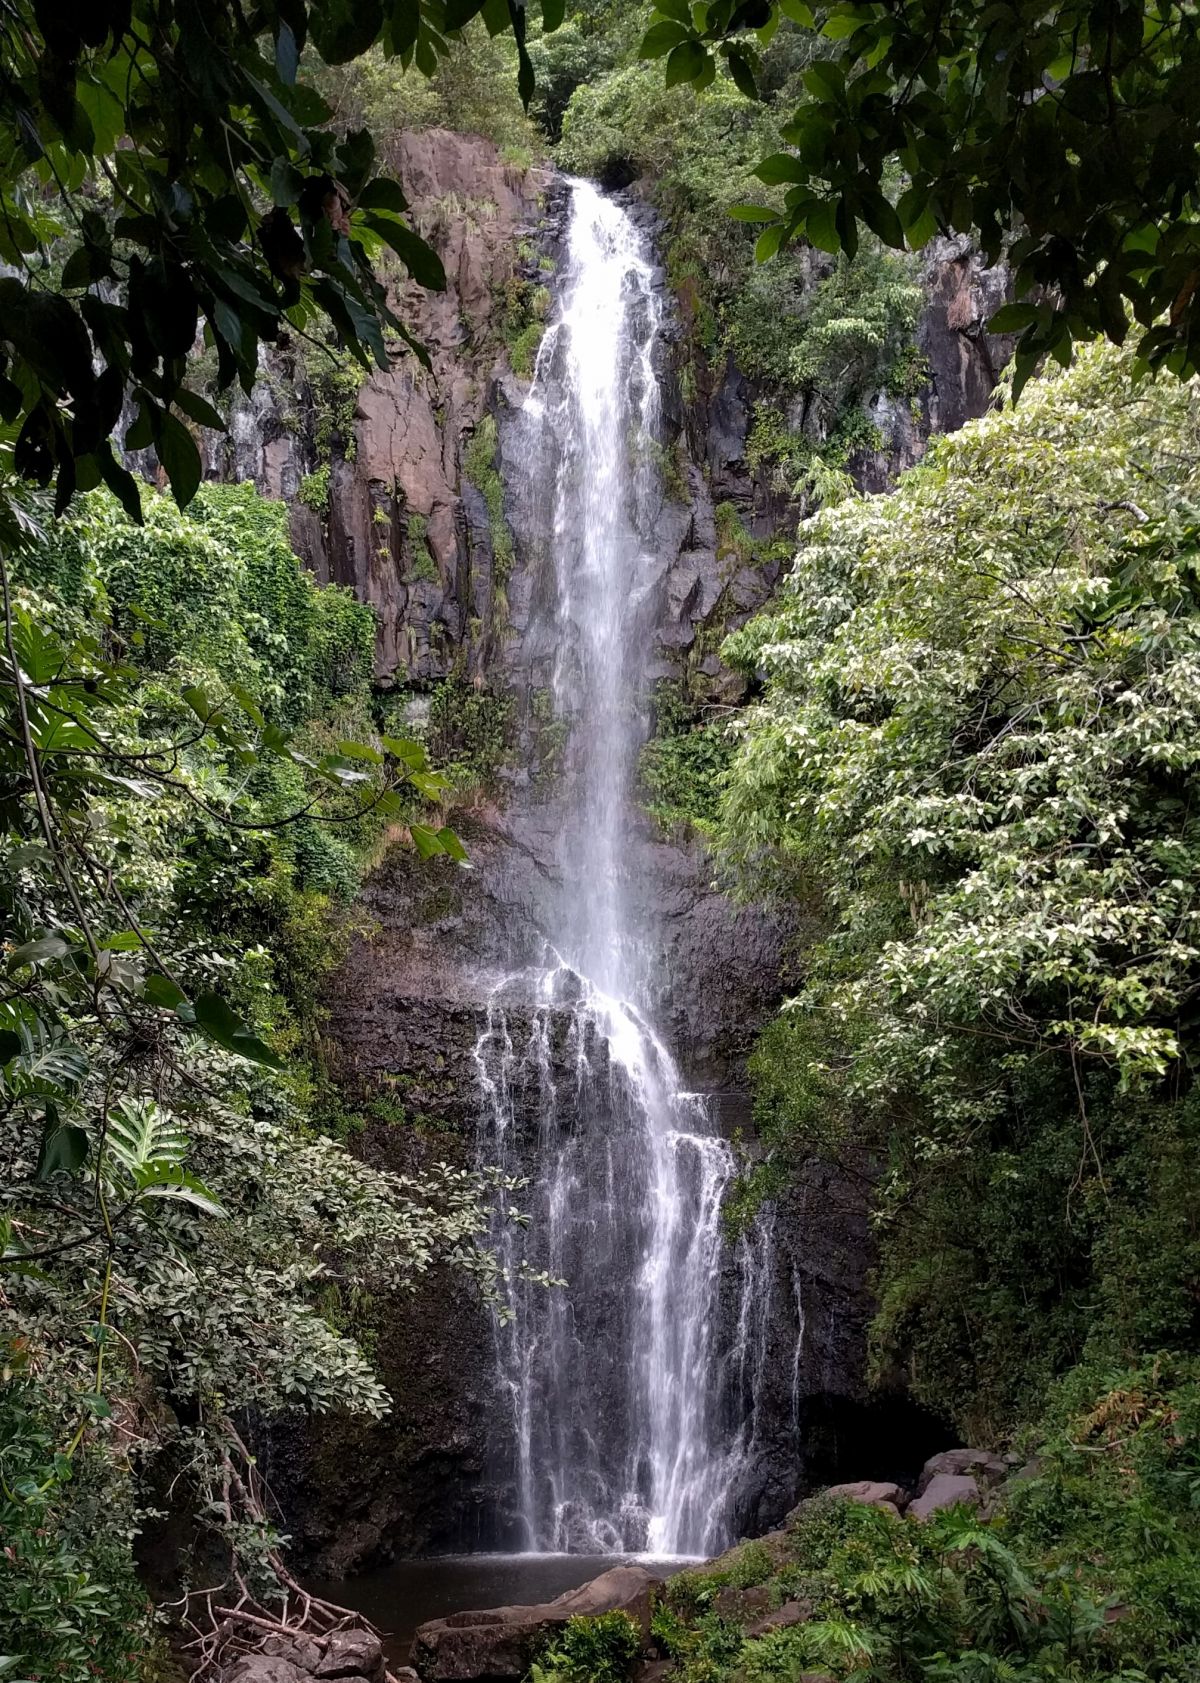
[473,181,764,1559]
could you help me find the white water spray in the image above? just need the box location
[474,182,760,1557]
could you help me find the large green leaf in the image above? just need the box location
[308,0,384,64]
[36,1120,89,1179]
[104,1096,189,1176]
[193,993,285,1070]
[132,1162,226,1218]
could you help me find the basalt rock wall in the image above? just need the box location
[198,132,1012,704]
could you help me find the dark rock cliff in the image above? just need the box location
[233,132,1008,1570]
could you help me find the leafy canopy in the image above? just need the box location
[639,2,1200,394]
[0,0,565,516]
[721,342,1200,1440]
[0,481,497,1676]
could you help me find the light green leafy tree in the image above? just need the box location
[722,342,1200,1438]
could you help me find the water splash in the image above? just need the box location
[475,182,765,1557]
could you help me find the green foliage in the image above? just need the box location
[638,1,1200,389]
[658,1440,1200,1682]
[0,1,531,512]
[0,1365,160,1680]
[406,511,439,584]
[0,473,489,1677]
[714,500,754,564]
[531,1612,642,1683]
[35,482,376,726]
[298,464,332,514]
[640,683,735,831]
[425,673,515,794]
[722,341,1200,1445]
[312,22,541,161]
[463,413,515,579]
[556,33,923,506]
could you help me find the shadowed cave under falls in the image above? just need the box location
[471,179,785,1560]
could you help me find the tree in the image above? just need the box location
[638,2,1200,394]
[0,1,566,517]
[720,340,1200,1432]
[0,480,497,1677]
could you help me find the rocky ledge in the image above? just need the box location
[411,1565,661,1683]
[217,1446,1020,1683]
[394,1447,1015,1683]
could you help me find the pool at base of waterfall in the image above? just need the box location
[306,1554,698,1668]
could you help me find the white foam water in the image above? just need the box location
[474,182,765,1557]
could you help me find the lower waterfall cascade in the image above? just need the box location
[472,179,783,1559]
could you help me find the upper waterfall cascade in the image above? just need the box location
[473,181,777,1558]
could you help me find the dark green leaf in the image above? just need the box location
[410,822,447,859]
[357,176,409,214]
[36,1122,89,1179]
[641,19,691,58]
[361,215,446,290]
[861,191,904,249]
[436,826,469,863]
[665,40,709,88]
[157,413,202,509]
[755,152,806,186]
[309,0,384,64]
[804,200,840,253]
[755,223,788,261]
[173,388,227,432]
[193,993,285,1070]
[143,973,187,1011]
[8,934,72,970]
[987,302,1040,333]
[725,48,759,101]
[275,21,299,83]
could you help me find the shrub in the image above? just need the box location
[532,1611,641,1683]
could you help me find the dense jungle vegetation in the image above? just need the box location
[2,3,1200,1681]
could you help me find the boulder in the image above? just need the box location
[261,1636,323,1671]
[1006,1457,1045,1487]
[549,1566,661,1638]
[224,1659,312,1683]
[632,1664,676,1683]
[823,1480,909,1513]
[917,1449,1009,1494]
[713,1584,771,1622]
[411,1564,662,1682]
[907,1474,982,1520]
[313,1629,386,1680]
[744,1600,813,1639]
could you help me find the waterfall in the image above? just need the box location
[474,181,761,1559]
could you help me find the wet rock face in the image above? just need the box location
[268,798,896,1567]
[200,141,1010,709]
[919,235,1017,434]
[200,130,551,687]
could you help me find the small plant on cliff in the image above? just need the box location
[298,464,331,515]
[406,510,439,584]
[463,413,515,581]
[639,683,735,833]
[503,275,553,379]
[303,348,366,466]
[714,500,754,565]
[428,673,515,795]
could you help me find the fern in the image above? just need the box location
[102,1098,224,1218]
